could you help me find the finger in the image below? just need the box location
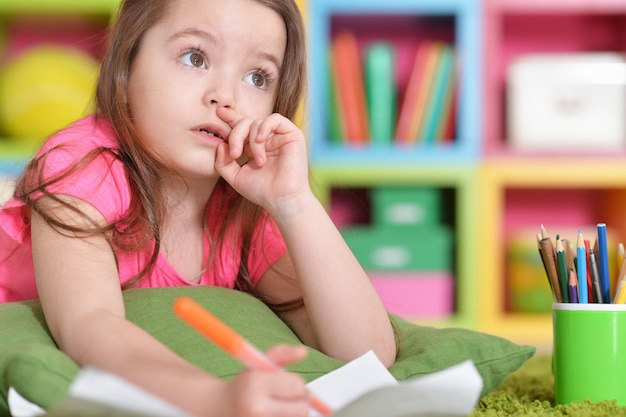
[265,344,308,368]
[247,119,267,166]
[231,372,310,417]
[256,113,298,139]
[266,401,310,417]
[216,106,246,128]
[228,118,254,159]
[215,142,241,184]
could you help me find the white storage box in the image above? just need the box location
[507,53,626,151]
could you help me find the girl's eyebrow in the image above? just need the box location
[168,28,218,45]
[256,51,282,71]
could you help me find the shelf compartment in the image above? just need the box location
[313,164,479,329]
[484,1,626,157]
[478,160,626,345]
[309,0,481,165]
[0,4,114,161]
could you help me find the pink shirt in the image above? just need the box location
[0,116,287,302]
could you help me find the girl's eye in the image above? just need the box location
[244,70,268,89]
[181,51,206,69]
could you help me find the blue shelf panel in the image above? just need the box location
[311,0,478,14]
[311,141,479,165]
[0,160,26,177]
[308,0,482,166]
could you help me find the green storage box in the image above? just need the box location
[341,225,454,271]
[372,187,441,228]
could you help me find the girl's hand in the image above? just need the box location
[211,344,312,417]
[214,107,311,216]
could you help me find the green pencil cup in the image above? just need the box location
[553,303,626,406]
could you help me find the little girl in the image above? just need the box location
[0,0,397,416]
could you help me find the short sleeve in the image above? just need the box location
[248,213,288,286]
[30,116,131,224]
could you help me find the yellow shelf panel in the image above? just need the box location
[483,159,626,187]
[480,313,553,349]
[0,0,120,14]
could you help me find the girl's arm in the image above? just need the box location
[214,108,397,367]
[30,196,311,417]
[256,196,397,368]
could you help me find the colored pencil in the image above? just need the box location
[613,244,626,303]
[576,230,588,303]
[614,242,625,299]
[538,236,563,302]
[556,236,569,303]
[589,247,603,303]
[584,240,594,303]
[596,223,611,303]
[568,268,579,304]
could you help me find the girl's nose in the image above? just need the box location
[203,76,235,109]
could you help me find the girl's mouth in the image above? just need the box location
[199,129,223,140]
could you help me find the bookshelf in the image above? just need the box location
[480,0,626,346]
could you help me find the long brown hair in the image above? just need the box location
[16,0,307,293]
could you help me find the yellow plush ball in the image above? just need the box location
[0,45,99,140]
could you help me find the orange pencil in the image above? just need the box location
[173,296,333,416]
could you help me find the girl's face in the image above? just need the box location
[126,0,286,180]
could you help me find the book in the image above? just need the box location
[438,79,458,143]
[327,50,345,144]
[394,42,441,145]
[364,42,396,145]
[331,30,370,145]
[419,44,455,145]
[26,351,483,417]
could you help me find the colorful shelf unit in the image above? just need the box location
[0,0,120,177]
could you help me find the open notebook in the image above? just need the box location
[10,350,483,417]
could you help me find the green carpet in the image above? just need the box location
[471,355,626,416]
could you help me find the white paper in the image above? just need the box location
[33,351,482,417]
[44,368,193,417]
[307,351,483,417]
[332,360,483,417]
[307,350,398,414]
[8,387,45,417]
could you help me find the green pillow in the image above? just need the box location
[0,286,535,416]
